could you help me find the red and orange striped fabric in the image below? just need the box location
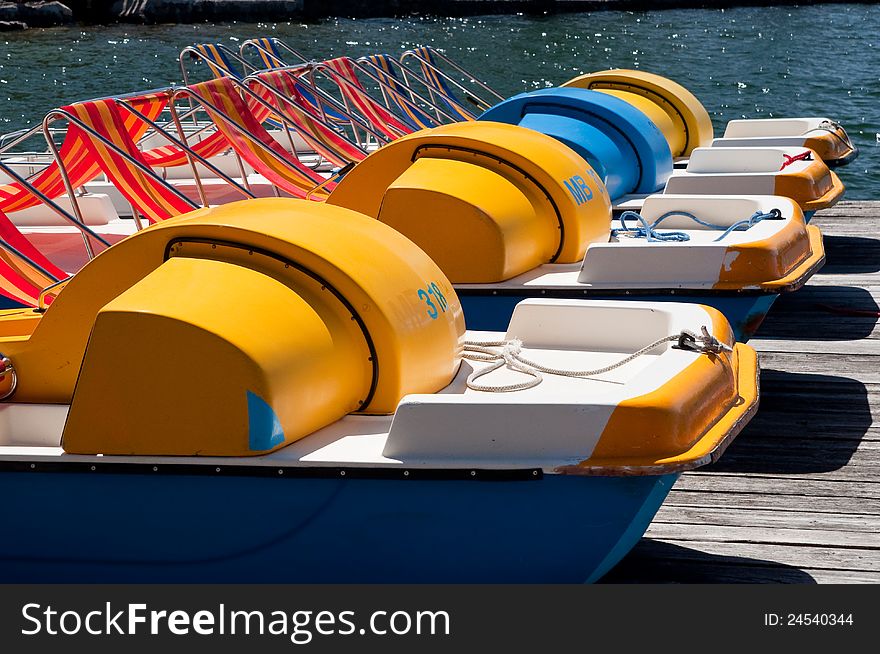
[0,95,166,215]
[0,133,97,216]
[185,77,330,199]
[0,209,65,306]
[247,69,367,167]
[112,91,232,169]
[140,130,231,168]
[320,58,413,140]
[62,99,198,223]
[0,209,67,281]
[0,256,42,307]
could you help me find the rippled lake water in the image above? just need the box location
[1,4,878,196]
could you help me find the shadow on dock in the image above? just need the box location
[601,539,816,584]
[820,235,880,275]
[756,285,878,340]
[702,369,871,474]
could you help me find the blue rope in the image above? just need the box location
[612,208,783,243]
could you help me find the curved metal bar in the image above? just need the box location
[299,68,390,144]
[0,159,111,253]
[180,44,258,130]
[346,57,458,124]
[401,47,504,102]
[0,127,34,149]
[0,238,62,284]
[304,65,368,144]
[239,39,300,68]
[179,44,258,84]
[171,83,325,194]
[37,277,70,310]
[399,52,490,113]
[43,109,199,220]
[309,62,412,139]
[0,124,44,156]
[243,74,371,158]
[250,63,388,145]
[233,71,383,150]
[42,113,96,259]
[358,55,447,122]
[135,101,210,146]
[240,38,310,67]
[117,99,256,203]
[240,40,456,126]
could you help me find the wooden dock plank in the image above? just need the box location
[609,202,880,583]
[751,340,880,355]
[672,473,880,499]
[644,523,877,550]
[664,489,880,515]
[651,506,880,534]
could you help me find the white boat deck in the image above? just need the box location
[0,300,714,471]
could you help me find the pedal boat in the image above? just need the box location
[711,118,859,169]
[1,86,839,280]
[479,88,845,222]
[562,69,859,168]
[326,121,825,341]
[658,146,843,223]
[0,199,758,583]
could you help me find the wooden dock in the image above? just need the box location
[604,200,880,583]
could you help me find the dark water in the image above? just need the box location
[1,4,878,196]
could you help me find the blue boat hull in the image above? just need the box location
[0,469,678,583]
[459,292,778,342]
[0,297,28,310]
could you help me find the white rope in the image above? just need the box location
[462,326,732,393]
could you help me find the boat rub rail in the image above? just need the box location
[559,342,758,477]
[0,459,543,481]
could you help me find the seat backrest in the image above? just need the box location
[251,38,287,69]
[62,99,199,222]
[184,77,329,198]
[247,69,367,167]
[0,206,68,305]
[191,43,242,80]
[320,58,414,140]
[116,90,232,169]
[0,95,166,215]
[361,54,439,130]
[410,46,476,121]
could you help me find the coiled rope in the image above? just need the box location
[611,208,783,243]
[462,326,732,393]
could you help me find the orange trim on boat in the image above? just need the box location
[714,222,825,292]
[775,161,844,212]
[560,307,759,476]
